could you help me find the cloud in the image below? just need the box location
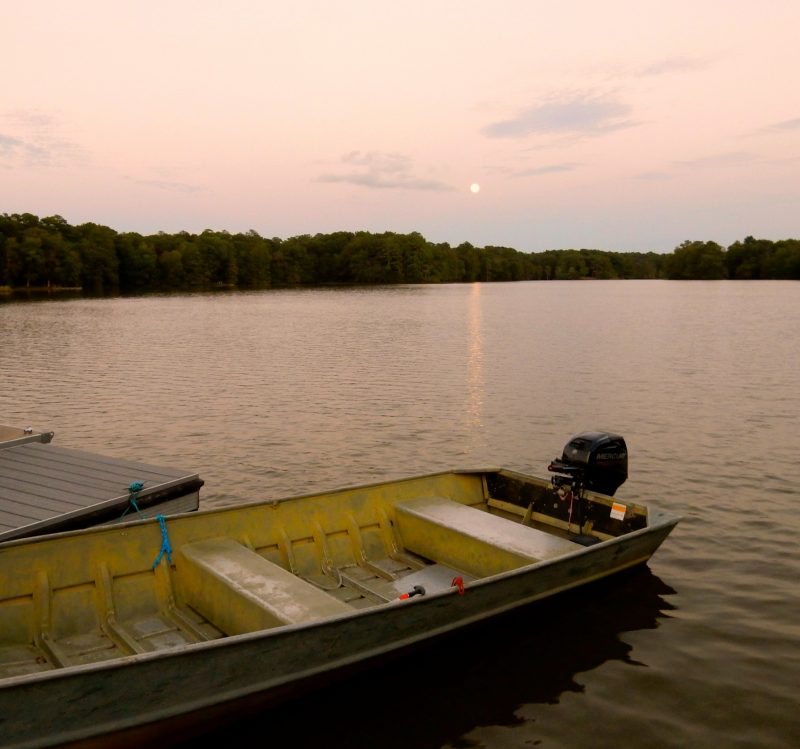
[674,151,754,168]
[765,154,800,166]
[9,111,58,128]
[318,151,453,191]
[126,177,204,194]
[638,57,710,76]
[0,109,84,167]
[636,171,672,180]
[483,92,637,139]
[0,131,51,166]
[755,117,800,134]
[0,134,24,153]
[514,162,581,177]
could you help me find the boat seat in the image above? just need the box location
[175,538,351,635]
[393,496,577,578]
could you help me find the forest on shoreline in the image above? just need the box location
[1,212,798,295]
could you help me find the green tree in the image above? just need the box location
[553,250,588,280]
[766,239,800,279]
[76,223,119,293]
[307,231,353,283]
[726,236,769,279]
[158,249,185,288]
[18,229,46,286]
[232,231,272,287]
[664,240,726,280]
[454,242,480,281]
[116,233,157,290]
[582,250,618,279]
[403,235,438,282]
[195,230,238,286]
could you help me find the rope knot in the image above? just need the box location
[121,480,146,520]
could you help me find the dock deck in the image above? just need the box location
[0,424,202,543]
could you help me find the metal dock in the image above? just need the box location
[0,424,203,543]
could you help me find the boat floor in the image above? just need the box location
[0,554,470,679]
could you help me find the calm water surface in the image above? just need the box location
[1,281,798,748]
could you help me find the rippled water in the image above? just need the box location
[1,281,798,749]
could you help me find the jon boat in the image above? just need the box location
[0,432,680,749]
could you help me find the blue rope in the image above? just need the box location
[121,481,146,520]
[152,515,173,569]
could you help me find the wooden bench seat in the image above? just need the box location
[175,538,350,635]
[394,497,577,578]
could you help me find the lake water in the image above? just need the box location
[1,280,798,748]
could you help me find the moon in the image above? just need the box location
[470,183,480,194]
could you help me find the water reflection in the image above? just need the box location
[466,283,484,432]
[177,567,677,749]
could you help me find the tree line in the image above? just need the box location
[1,213,798,294]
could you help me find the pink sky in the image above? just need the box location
[2,1,798,252]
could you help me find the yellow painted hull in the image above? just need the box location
[0,468,679,748]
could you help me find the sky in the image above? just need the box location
[1,1,798,253]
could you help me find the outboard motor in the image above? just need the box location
[548,431,628,497]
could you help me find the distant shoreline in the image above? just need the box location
[2,213,799,293]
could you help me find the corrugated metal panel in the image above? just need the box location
[0,442,202,542]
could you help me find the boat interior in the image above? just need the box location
[0,469,647,680]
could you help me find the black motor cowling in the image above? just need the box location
[548,431,628,497]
